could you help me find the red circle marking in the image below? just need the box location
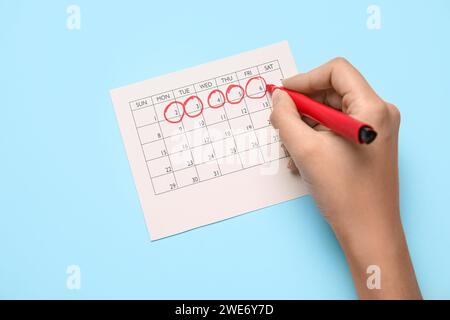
[245,76,267,99]
[207,89,226,109]
[183,95,204,118]
[226,84,244,104]
[164,101,184,124]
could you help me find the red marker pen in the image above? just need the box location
[266,84,377,144]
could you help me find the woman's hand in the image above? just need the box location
[270,58,421,299]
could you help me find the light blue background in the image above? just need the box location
[1,0,449,299]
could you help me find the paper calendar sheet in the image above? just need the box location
[110,41,308,240]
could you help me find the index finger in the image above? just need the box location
[283,58,381,106]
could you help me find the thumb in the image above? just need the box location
[269,89,319,159]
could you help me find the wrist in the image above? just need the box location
[330,210,421,299]
[333,210,404,256]
[326,200,402,253]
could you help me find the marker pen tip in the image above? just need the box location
[266,84,279,93]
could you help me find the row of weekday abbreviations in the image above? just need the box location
[128,60,281,111]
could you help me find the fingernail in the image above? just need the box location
[287,159,293,169]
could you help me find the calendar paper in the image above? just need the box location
[111,41,308,240]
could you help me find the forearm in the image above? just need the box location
[334,212,422,299]
[275,58,421,299]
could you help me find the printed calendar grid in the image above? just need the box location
[128,60,279,107]
[129,60,288,195]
